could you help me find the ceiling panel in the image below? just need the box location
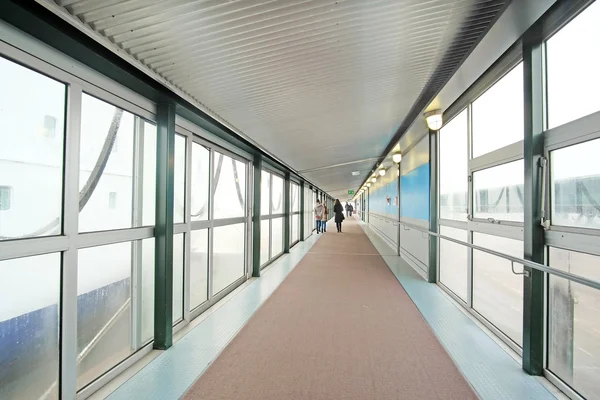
[45,0,508,195]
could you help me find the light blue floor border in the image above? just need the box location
[359,221,556,400]
[108,233,322,400]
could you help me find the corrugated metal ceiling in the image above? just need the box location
[46,0,507,199]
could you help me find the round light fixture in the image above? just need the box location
[392,152,402,163]
[378,168,386,176]
[424,109,443,131]
[371,177,377,183]
[366,182,371,187]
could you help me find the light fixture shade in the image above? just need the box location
[392,153,402,163]
[424,109,443,131]
[371,177,377,183]
[378,168,385,176]
[366,182,371,187]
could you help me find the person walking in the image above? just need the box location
[314,199,324,234]
[334,199,344,233]
[348,203,354,217]
[322,202,329,232]
[345,202,351,217]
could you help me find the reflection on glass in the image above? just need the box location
[0,57,65,241]
[79,95,157,232]
[548,247,600,399]
[0,253,60,400]
[473,233,523,346]
[472,63,524,158]
[140,122,157,227]
[551,138,600,230]
[77,241,132,390]
[271,174,284,214]
[191,143,210,221]
[291,214,299,244]
[473,160,524,222]
[291,183,300,212]
[80,95,127,231]
[213,223,245,294]
[439,226,468,302]
[261,171,270,216]
[271,217,284,257]
[213,152,246,219]
[173,234,184,324]
[174,135,186,224]
[260,220,270,265]
[190,229,208,309]
[440,110,468,221]
[547,1,600,129]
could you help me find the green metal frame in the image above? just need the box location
[252,155,263,277]
[522,24,545,375]
[284,172,291,253]
[299,181,305,240]
[428,130,438,283]
[154,100,176,350]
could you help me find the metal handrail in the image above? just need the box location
[365,212,600,291]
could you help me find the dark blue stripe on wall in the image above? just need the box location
[401,163,430,220]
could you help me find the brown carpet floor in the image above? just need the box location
[184,219,478,400]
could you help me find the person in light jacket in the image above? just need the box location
[322,202,329,232]
[334,199,344,233]
[314,199,324,234]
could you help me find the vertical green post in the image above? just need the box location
[300,181,305,241]
[284,172,291,253]
[154,100,175,350]
[252,155,263,277]
[522,25,545,375]
[428,129,439,283]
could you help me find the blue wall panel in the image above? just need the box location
[400,163,430,220]
[369,178,399,218]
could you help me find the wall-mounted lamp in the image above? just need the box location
[378,168,386,176]
[366,182,371,187]
[424,109,443,131]
[371,177,377,183]
[392,152,402,163]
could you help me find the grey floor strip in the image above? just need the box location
[107,235,321,400]
[360,222,555,400]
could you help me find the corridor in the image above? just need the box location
[183,218,476,400]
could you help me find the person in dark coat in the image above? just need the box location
[334,199,345,233]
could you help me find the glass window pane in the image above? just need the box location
[291,183,300,212]
[174,135,186,224]
[260,219,270,265]
[190,143,209,221]
[77,241,133,389]
[80,95,155,232]
[213,223,245,294]
[190,229,208,309]
[261,171,270,216]
[551,138,600,230]
[473,233,523,346]
[439,226,468,302]
[0,253,60,400]
[213,152,246,219]
[0,57,65,241]
[271,175,284,214]
[173,233,184,324]
[292,214,299,244]
[547,1,600,129]
[271,217,283,257]
[473,160,524,222]
[548,247,600,399]
[439,110,468,221]
[472,63,524,158]
[140,122,157,227]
